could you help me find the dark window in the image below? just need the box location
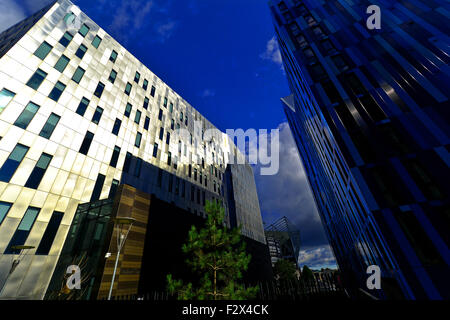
[359,95,387,122]
[54,55,70,72]
[194,168,197,181]
[135,110,141,124]
[403,159,444,200]
[25,153,52,189]
[134,158,142,177]
[90,173,105,202]
[110,146,120,168]
[168,151,172,165]
[369,166,407,207]
[134,71,140,83]
[143,97,149,109]
[166,132,170,145]
[14,102,39,129]
[180,112,183,121]
[153,143,158,157]
[79,131,94,155]
[181,180,185,198]
[91,106,103,124]
[346,73,366,95]
[158,108,163,120]
[150,85,156,97]
[112,118,121,135]
[91,35,102,48]
[296,34,308,48]
[202,191,206,206]
[312,26,325,37]
[94,82,105,98]
[331,54,349,72]
[125,82,132,95]
[123,152,132,172]
[310,63,326,78]
[5,207,40,254]
[159,127,164,140]
[163,97,168,107]
[35,210,63,255]
[191,186,195,201]
[26,68,47,90]
[108,69,117,83]
[110,50,118,63]
[188,164,192,178]
[395,209,443,266]
[143,79,148,90]
[135,132,142,147]
[124,103,132,117]
[59,32,73,47]
[378,122,412,155]
[169,102,173,113]
[34,41,52,60]
[48,81,66,102]
[185,116,188,126]
[321,39,334,52]
[71,67,85,83]
[39,113,60,139]
[144,116,150,130]
[76,97,90,116]
[197,189,200,204]
[0,201,12,225]
[171,119,174,130]
[157,168,162,187]
[79,24,90,37]
[75,44,87,59]
[109,179,119,198]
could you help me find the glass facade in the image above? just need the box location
[269,0,450,299]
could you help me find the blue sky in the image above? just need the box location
[0,0,337,270]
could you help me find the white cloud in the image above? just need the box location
[156,20,177,42]
[298,245,337,270]
[260,36,284,70]
[0,0,26,34]
[200,89,216,98]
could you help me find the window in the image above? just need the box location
[188,164,192,178]
[108,69,117,83]
[171,119,175,130]
[79,24,90,37]
[91,106,103,124]
[79,131,94,155]
[109,146,120,168]
[158,108,163,120]
[59,32,73,47]
[0,202,12,225]
[310,63,326,78]
[181,180,186,198]
[5,207,40,254]
[150,85,156,97]
[334,103,358,131]
[54,55,70,72]
[403,159,444,200]
[90,173,105,202]
[134,158,142,177]
[109,179,119,198]
[0,88,15,114]
[204,175,207,187]
[71,67,85,83]
[124,103,132,117]
[159,127,164,140]
[321,39,335,52]
[191,186,195,201]
[25,153,52,189]
[144,116,150,130]
[166,132,170,145]
[296,34,308,48]
[76,97,90,116]
[36,211,63,255]
[143,79,148,90]
[194,168,197,181]
[312,26,325,37]
[143,97,149,109]
[135,110,141,124]
[157,168,162,187]
[134,71,140,83]
[123,152,132,172]
[153,143,158,157]
[14,102,39,129]
[110,50,118,63]
[304,15,317,26]
[168,152,172,165]
[94,82,105,98]
[346,73,366,95]
[359,95,386,122]
[34,41,52,60]
[168,174,173,192]
[135,132,142,147]
[180,112,183,121]
[169,102,173,113]
[125,82,132,95]
[331,54,349,72]
[91,35,102,48]
[185,116,188,126]
[0,144,29,182]
[48,81,66,101]
[378,123,411,155]
[112,118,121,135]
[75,44,87,59]
[26,68,47,90]
[163,97,168,107]
[39,113,60,139]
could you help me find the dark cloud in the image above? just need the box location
[252,122,337,269]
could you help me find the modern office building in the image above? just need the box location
[269,0,449,299]
[264,216,301,267]
[0,0,266,299]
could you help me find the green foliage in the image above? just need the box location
[167,200,258,300]
[273,259,297,282]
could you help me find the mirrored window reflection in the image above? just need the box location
[79,131,94,155]
[48,81,66,102]
[76,97,90,116]
[5,207,40,254]
[54,55,70,72]
[14,102,39,129]
[79,24,90,37]
[39,113,60,139]
[75,44,87,59]
[0,201,12,225]
[71,67,85,83]
[112,118,121,135]
[91,106,103,124]
[26,68,47,90]
[36,211,64,255]
[0,88,15,114]
[109,179,119,198]
[25,153,52,189]
[59,32,73,47]
[92,35,102,48]
[34,41,52,60]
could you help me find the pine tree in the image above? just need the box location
[167,200,258,300]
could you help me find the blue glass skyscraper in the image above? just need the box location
[269,0,449,299]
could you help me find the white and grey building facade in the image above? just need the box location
[0,0,265,299]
